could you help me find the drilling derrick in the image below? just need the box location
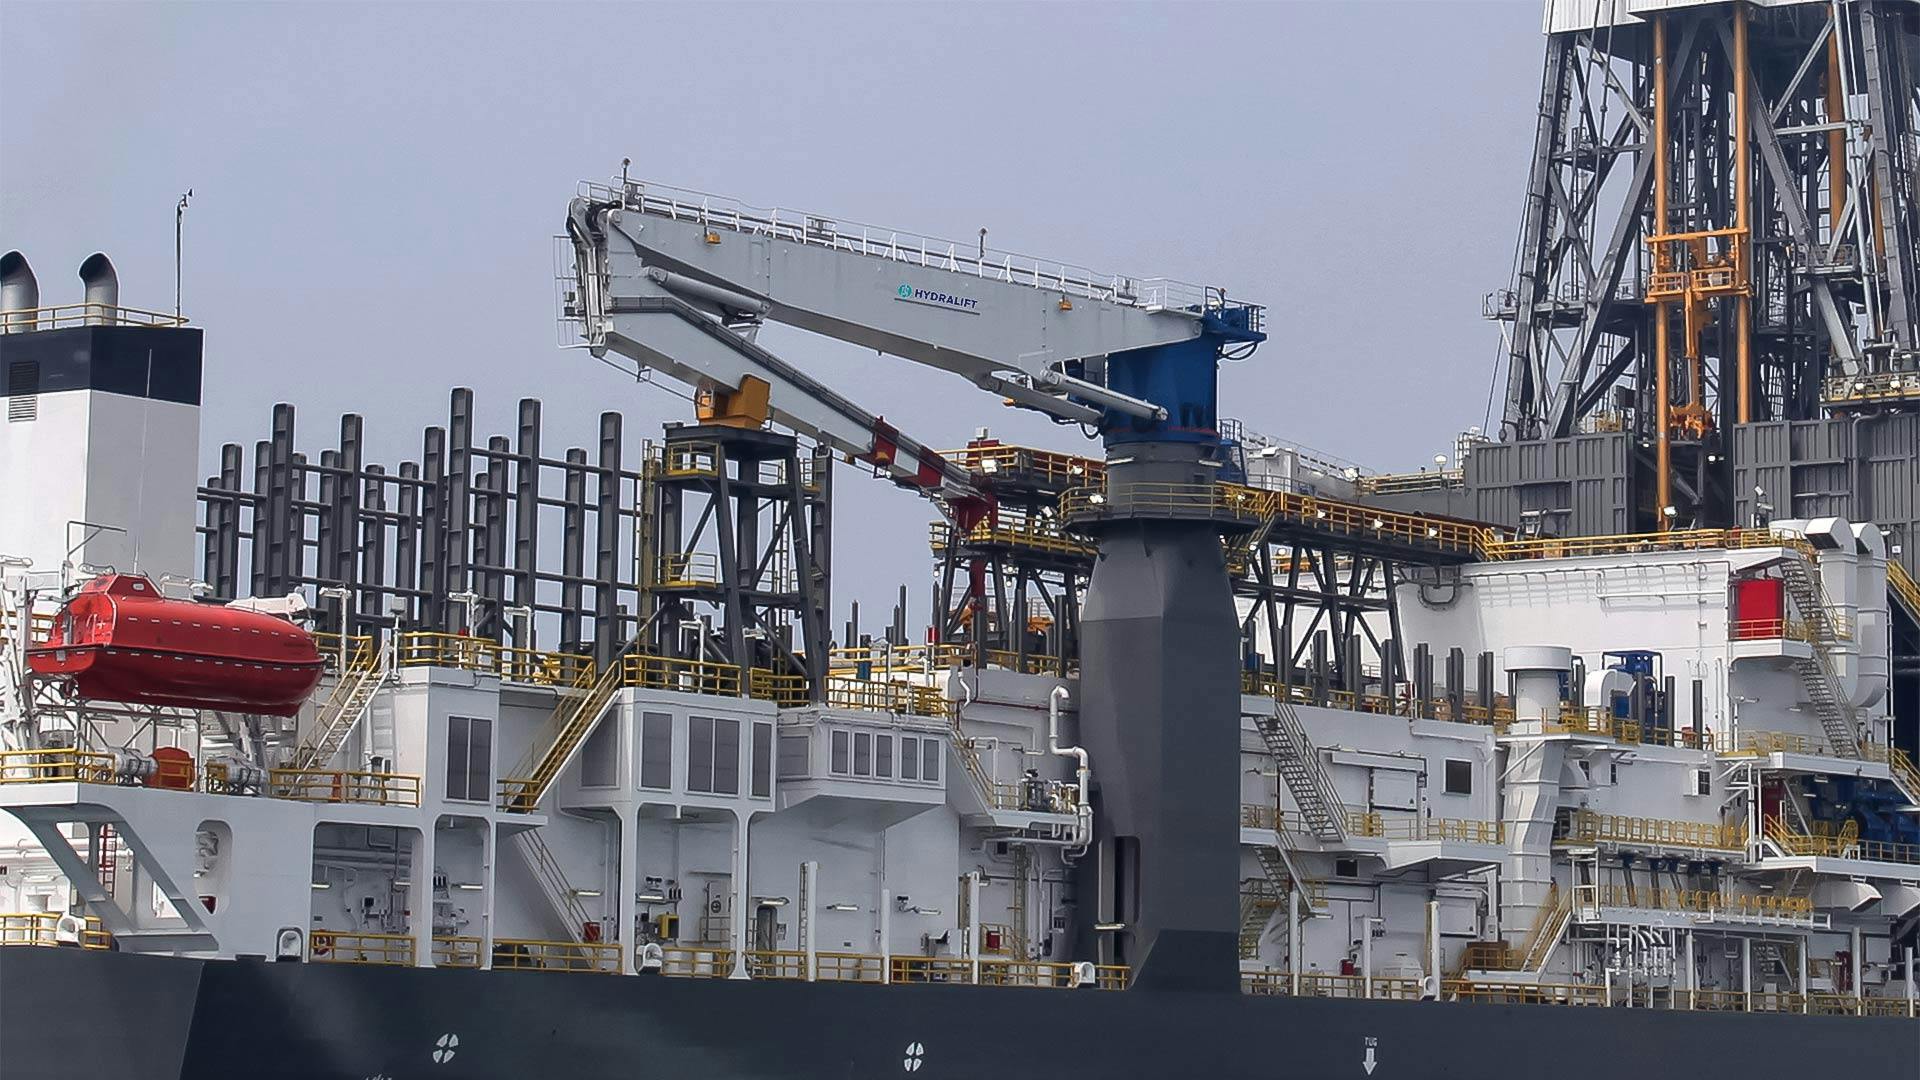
[1494,0,1920,530]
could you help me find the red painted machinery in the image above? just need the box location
[27,574,323,716]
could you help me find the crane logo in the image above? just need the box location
[894,284,981,314]
[431,1033,459,1064]
[902,1041,926,1072]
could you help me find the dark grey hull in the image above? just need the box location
[3,948,1917,1080]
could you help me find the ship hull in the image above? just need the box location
[4,948,1918,1080]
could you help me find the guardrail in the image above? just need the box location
[395,633,593,687]
[432,936,483,968]
[1561,808,1746,851]
[1892,561,1920,621]
[1766,815,1920,865]
[492,937,622,973]
[310,929,415,965]
[0,610,54,648]
[1576,884,1814,921]
[822,675,948,718]
[268,768,422,807]
[0,302,189,331]
[1344,812,1504,844]
[660,945,736,978]
[0,748,117,785]
[593,177,1218,314]
[0,912,111,949]
[1240,971,1918,1016]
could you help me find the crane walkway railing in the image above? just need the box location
[584,178,1219,315]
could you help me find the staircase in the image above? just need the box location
[1254,843,1326,914]
[510,830,591,943]
[498,658,625,812]
[1518,882,1570,973]
[1254,702,1346,841]
[1238,877,1283,959]
[95,824,118,901]
[1891,561,1920,626]
[291,642,390,770]
[1776,554,1861,757]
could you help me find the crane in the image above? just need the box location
[563,174,1266,992]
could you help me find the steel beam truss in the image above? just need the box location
[635,424,833,699]
[1495,2,1920,528]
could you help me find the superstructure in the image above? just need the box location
[2,2,1919,1077]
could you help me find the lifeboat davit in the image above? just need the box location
[27,574,323,716]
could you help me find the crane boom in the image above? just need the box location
[564,177,1263,459]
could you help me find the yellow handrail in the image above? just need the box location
[1580,883,1813,919]
[431,935,483,968]
[268,768,422,807]
[310,929,415,965]
[1561,808,1746,851]
[0,302,189,331]
[0,912,111,949]
[491,937,621,973]
[1343,812,1504,844]
[1891,561,1920,622]
[0,749,117,785]
[1766,814,1920,864]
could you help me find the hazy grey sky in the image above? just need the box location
[2,0,1544,627]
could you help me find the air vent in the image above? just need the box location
[7,360,39,422]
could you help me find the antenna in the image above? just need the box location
[174,189,193,320]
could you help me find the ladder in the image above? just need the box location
[498,657,625,812]
[1254,703,1347,841]
[509,830,591,943]
[1775,554,1861,757]
[1008,846,1032,960]
[291,641,390,770]
[95,824,118,900]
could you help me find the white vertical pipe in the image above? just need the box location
[966,871,982,985]
[879,881,892,985]
[800,860,818,983]
[1289,888,1302,996]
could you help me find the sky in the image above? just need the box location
[1,0,1546,631]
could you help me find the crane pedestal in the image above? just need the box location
[1066,441,1259,992]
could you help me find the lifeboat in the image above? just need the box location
[27,574,323,716]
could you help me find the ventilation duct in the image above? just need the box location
[79,253,118,324]
[0,251,38,333]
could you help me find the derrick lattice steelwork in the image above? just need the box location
[1493,0,1920,528]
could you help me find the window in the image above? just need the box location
[778,733,810,779]
[1443,759,1472,796]
[687,716,740,795]
[751,722,773,798]
[1689,767,1711,797]
[875,735,893,779]
[922,738,941,784]
[900,736,919,780]
[444,716,492,802]
[580,714,618,788]
[831,729,851,775]
[639,712,672,790]
[854,732,873,776]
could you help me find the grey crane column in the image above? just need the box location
[1068,439,1251,993]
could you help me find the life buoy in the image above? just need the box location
[312,935,332,958]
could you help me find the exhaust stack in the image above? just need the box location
[0,250,39,333]
[79,253,118,324]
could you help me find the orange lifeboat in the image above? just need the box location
[27,575,323,716]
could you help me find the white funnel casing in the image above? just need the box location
[0,251,39,333]
[1850,522,1890,711]
[79,253,118,324]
